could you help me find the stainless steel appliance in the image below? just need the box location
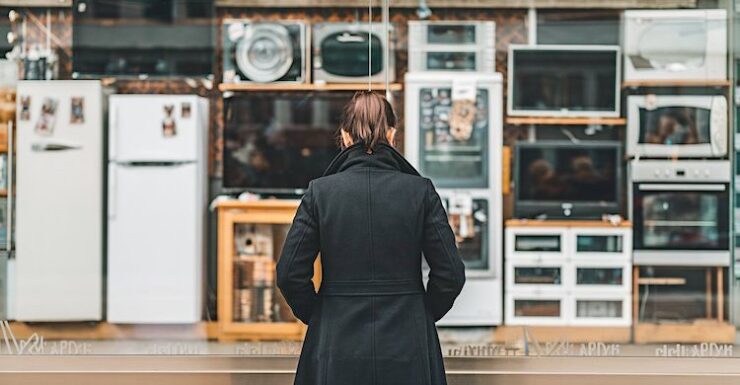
[626,95,727,158]
[408,21,495,73]
[312,22,395,83]
[222,20,308,84]
[630,160,731,266]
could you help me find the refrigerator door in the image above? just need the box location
[110,95,203,162]
[107,162,203,323]
[15,80,103,321]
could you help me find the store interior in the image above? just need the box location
[0,0,738,355]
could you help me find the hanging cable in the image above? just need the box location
[383,0,390,100]
[368,0,372,91]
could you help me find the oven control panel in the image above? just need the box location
[630,160,731,182]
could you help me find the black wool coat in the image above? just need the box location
[276,143,466,385]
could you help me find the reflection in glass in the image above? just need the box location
[233,223,295,323]
[639,106,710,145]
[576,300,623,318]
[446,198,489,270]
[642,193,719,248]
[514,267,561,285]
[426,52,477,71]
[514,300,561,317]
[576,235,623,252]
[223,93,343,191]
[419,88,489,187]
[576,268,623,285]
[515,235,561,252]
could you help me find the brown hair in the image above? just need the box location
[339,91,397,151]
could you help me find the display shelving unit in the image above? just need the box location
[216,199,320,341]
[218,82,403,93]
[503,220,633,335]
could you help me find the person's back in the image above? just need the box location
[277,91,466,385]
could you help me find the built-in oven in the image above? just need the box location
[630,160,731,266]
[404,71,503,189]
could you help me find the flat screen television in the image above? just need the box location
[73,0,214,78]
[507,45,620,117]
[223,92,344,193]
[515,141,622,219]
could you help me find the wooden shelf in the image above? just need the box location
[219,82,403,93]
[623,79,731,88]
[505,116,626,126]
[505,219,631,228]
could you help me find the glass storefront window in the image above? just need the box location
[3,2,740,383]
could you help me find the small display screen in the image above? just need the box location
[426,52,477,71]
[638,106,711,145]
[516,144,619,203]
[511,48,618,113]
[427,25,477,44]
[223,93,343,191]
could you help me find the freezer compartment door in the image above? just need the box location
[107,162,203,323]
[109,95,205,163]
[15,81,103,321]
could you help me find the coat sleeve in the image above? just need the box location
[276,182,320,325]
[422,179,466,322]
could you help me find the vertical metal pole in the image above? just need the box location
[368,0,372,91]
[383,0,391,101]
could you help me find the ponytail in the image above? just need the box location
[339,91,397,151]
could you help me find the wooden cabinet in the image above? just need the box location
[216,200,320,341]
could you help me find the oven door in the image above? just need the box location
[417,87,490,188]
[632,182,730,266]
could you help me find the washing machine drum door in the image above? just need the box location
[236,24,294,83]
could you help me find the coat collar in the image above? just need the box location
[322,143,421,177]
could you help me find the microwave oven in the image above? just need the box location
[312,22,396,83]
[222,20,308,84]
[630,160,731,267]
[627,95,727,158]
[408,21,495,73]
[623,9,727,82]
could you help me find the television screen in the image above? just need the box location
[223,93,344,191]
[73,0,214,77]
[509,46,619,116]
[515,141,621,218]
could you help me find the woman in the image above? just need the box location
[277,91,466,385]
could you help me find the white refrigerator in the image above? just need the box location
[15,80,104,321]
[107,95,207,324]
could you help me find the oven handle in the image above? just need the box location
[637,183,726,192]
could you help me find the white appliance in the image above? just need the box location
[107,95,207,323]
[408,21,495,73]
[627,94,727,158]
[14,80,103,321]
[405,72,503,325]
[623,9,727,82]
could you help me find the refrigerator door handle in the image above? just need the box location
[109,106,117,159]
[6,121,12,257]
[108,164,117,220]
[31,142,82,152]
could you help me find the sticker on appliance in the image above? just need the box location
[162,104,176,137]
[34,97,58,136]
[70,96,84,124]
[181,102,191,118]
[19,95,30,121]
